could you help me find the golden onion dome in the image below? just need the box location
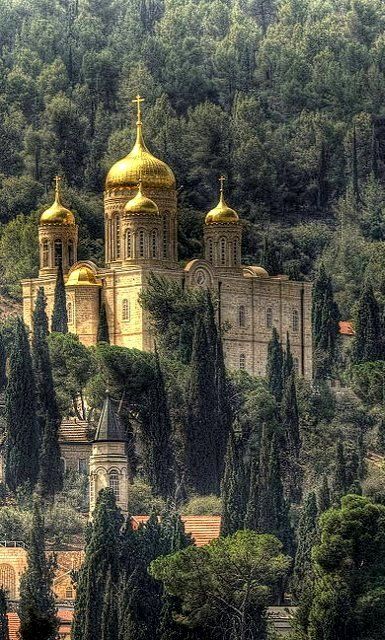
[205,177,239,224]
[66,264,101,287]
[40,176,75,226]
[124,181,160,215]
[105,95,176,191]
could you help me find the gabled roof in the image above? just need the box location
[339,320,355,336]
[95,394,126,442]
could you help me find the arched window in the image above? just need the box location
[68,240,74,266]
[126,230,132,258]
[151,229,158,258]
[67,301,73,325]
[65,586,73,600]
[115,217,121,259]
[239,305,246,328]
[266,308,273,329]
[54,239,62,266]
[220,238,226,265]
[42,240,49,267]
[207,238,213,263]
[239,353,246,370]
[233,240,238,265]
[139,230,145,257]
[109,471,120,501]
[122,299,130,321]
[0,564,16,599]
[292,309,299,333]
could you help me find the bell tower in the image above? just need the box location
[204,176,242,268]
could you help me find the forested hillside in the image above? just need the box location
[2,0,385,310]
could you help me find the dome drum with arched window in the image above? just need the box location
[39,176,78,275]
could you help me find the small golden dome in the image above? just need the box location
[105,95,176,191]
[124,181,160,215]
[40,176,75,226]
[66,264,101,287]
[205,177,239,224]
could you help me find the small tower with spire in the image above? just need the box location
[89,392,129,514]
[38,176,78,275]
[204,177,242,268]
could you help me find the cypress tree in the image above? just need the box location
[5,318,40,492]
[72,489,123,640]
[261,236,282,276]
[353,281,383,364]
[266,432,292,552]
[281,371,302,503]
[318,474,331,513]
[333,440,348,501]
[32,288,63,498]
[312,264,340,378]
[97,301,110,344]
[283,332,294,383]
[139,349,176,499]
[292,492,318,600]
[0,589,9,640]
[100,569,118,640]
[51,263,68,333]
[18,501,58,640]
[244,455,259,531]
[220,430,247,537]
[0,333,6,393]
[267,328,284,402]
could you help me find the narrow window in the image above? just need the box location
[239,305,246,328]
[65,587,73,599]
[233,239,238,265]
[208,238,213,263]
[139,230,145,257]
[122,298,130,321]
[292,309,299,333]
[115,217,121,258]
[54,239,62,266]
[78,459,88,474]
[109,471,120,501]
[239,353,246,370]
[220,238,226,265]
[67,301,73,325]
[163,217,168,257]
[294,357,299,374]
[42,240,49,267]
[151,229,158,258]
[126,230,132,258]
[266,308,273,329]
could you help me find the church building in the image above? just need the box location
[22,95,312,379]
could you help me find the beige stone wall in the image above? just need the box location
[67,286,100,346]
[0,546,27,600]
[89,441,129,513]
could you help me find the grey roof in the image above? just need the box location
[95,394,126,442]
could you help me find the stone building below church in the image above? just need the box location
[21,95,312,379]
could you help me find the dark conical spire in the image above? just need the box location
[95,393,126,442]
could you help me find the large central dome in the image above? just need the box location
[105,97,176,191]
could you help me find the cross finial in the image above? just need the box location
[132,94,144,125]
[54,175,62,202]
[219,175,226,199]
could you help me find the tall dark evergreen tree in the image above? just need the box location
[312,264,340,378]
[97,301,110,344]
[261,236,282,276]
[377,417,385,455]
[333,439,348,501]
[266,432,292,552]
[318,474,331,513]
[292,492,318,600]
[267,328,284,402]
[4,318,40,492]
[72,489,123,640]
[283,332,294,383]
[0,333,6,393]
[32,287,63,498]
[139,349,176,499]
[0,589,9,640]
[51,263,68,333]
[353,281,383,364]
[220,430,247,537]
[281,371,302,503]
[18,501,58,640]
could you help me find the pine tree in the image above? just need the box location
[97,301,110,343]
[18,501,58,640]
[220,430,247,537]
[139,349,176,499]
[51,263,68,333]
[318,474,331,513]
[281,371,302,503]
[312,264,340,379]
[5,318,40,492]
[32,288,63,498]
[0,589,9,640]
[333,440,348,501]
[267,328,284,402]
[292,492,318,600]
[353,281,383,364]
[72,489,123,640]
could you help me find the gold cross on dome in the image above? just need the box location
[132,94,144,124]
[54,175,62,200]
[219,175,226,194]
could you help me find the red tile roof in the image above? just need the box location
[339,321,355,336]
[59,419,92,443]
[132,515,221,547]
